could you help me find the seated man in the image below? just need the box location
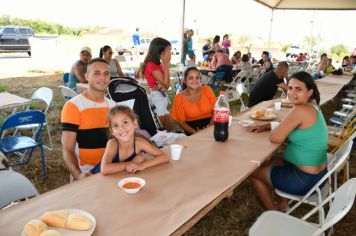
[61,58,116,180]
[248,62,289,107]
[67,46,92,90]
[211,50,233,83]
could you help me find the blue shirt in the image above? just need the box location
[133,32,140,46]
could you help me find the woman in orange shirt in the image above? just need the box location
[171,67,217,135]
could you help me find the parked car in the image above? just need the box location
[0,25,33,56]
[285,45,301,59]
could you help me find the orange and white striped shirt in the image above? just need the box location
[61,94,116,166]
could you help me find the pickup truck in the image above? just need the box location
[0,25,33,57]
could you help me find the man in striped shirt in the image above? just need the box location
[61,58,116,180]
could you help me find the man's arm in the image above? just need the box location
[73,63,87,83]
[62,131,88,180]
[277,82,288,92]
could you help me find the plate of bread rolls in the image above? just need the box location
[249,108,277,121]
[22,209,96,236]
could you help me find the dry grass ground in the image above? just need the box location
[0,74,355,235]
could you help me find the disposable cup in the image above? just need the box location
[274,102,282,111]
[170,144,183,160]
[229,115,233,127]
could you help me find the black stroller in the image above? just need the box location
[107,77,163,136]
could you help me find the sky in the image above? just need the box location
[0,0,354,50]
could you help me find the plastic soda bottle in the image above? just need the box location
[214,91,230,141]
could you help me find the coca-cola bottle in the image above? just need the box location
[214,91,230,141]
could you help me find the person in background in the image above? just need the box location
[238,54,252,71]
[248,62,289,107]
[315,53,328,79]
[231,51,242,65]
[133,27,140,46]
[325,58,335,75]
[202,39,212,61]
[90,105,169,175]
[187,29,196,63]
[258,51,273,76]
[212,35,222,52]
[258,51,269,65]
[67,46,92,91]
[247,52,257,64]
[247,71,328,211]
[142,37,172,131]
[211,50,233,84]
[296,53,305,62]
[341,56,352,72]
[171,67,217,135]
[99,45,127,78]
[350,55,356,68]
[222,34,231,56]
[61,58,116,180]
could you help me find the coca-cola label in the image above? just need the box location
[214,109,229,122]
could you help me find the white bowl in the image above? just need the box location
[238,120,254,128]
[118,177,146,194]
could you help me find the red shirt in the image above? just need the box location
[144,61,163,88]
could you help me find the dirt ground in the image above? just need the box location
[1,74,355,235]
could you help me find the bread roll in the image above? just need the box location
[40,211,69,228]
[23,219,48,236]
[39,230,62,236]
[65,213,93,231]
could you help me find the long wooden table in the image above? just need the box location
[315,73,354,104]
[0,74,353,235]
[0,101,288,236]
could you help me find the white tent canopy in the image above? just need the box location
[255,0,356,10]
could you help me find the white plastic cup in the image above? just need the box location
[274,102,282,111]
[170,144,183,160]
[229,115,233,127]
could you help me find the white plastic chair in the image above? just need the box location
[14,87,53,150]
[275,138,354,224]
[0,170,39,209]
[249,178,356,236]
[59,85,78,101]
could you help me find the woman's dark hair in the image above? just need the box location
[141,37,171,75]
[213,35,220,44]
[223,34,228,39]
[99,45,111,58]
[290,71,320,105]
[242,54,249,62]
[182,67,200,90]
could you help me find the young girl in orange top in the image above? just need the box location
[91,105,169,175]
[171,67,217,135]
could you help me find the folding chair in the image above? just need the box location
[275,138,354,224]
[249,178,356,236]
[206,72,225,90]
[0,110,47,179]
[15,87,53,150]
[59,85,78,101]
[0,170,39,209]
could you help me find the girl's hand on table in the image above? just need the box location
[246,123,270,133]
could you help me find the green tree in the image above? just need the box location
[304,35,321,53]
[281,43,292,53]
[237,34,253,53]
[330,44,349,61]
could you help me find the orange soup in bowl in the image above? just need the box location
[123,182,141,189]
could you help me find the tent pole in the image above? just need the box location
[267,9,274,50]
[181,0,186,62]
